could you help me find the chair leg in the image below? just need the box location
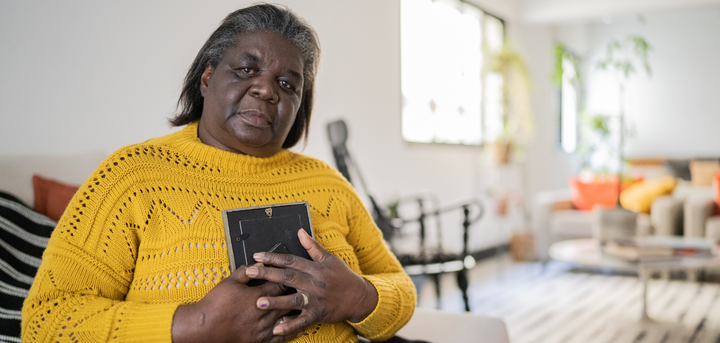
[457,268,470,312]
[431,273,441,309]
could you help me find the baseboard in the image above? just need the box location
[470,243,509,262]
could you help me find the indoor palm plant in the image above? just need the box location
[596,35,652,205]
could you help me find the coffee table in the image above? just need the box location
[549,238,720,322]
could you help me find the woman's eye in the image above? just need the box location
[279,80,294,90]
[239,67,255,75]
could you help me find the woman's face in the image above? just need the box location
[198,31,304,157]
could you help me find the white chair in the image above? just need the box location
[397,308,510,343]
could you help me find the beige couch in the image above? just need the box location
[533,182,711,262]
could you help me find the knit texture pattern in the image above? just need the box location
[21,122,415,343]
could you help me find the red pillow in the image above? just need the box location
[32,174,80,222]
[715,173,720,214]
[569,176,619,211]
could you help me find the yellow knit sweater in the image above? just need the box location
[22,122,415,342]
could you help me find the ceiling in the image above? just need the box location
[521,0,720,22]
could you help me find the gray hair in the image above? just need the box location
[171,3,321,148]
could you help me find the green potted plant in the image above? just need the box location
[596,35,652,204]
[592,35,653,242]
[485,41,534,164]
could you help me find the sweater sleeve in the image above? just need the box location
[344,195,416,341]
[21,157,179,342]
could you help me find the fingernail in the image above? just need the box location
[246,266,258,277]
[273,326,283,335]
[299,229,307,237]
[257,299,269,308]
[253,252,264,261]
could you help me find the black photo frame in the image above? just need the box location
[222,201,315,272]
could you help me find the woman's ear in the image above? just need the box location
[200,64,214,97]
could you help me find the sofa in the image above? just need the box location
[532,160,715,262]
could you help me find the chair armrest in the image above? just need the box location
[396,308,510,343]
[705,216,720,241]
[650,195,683,236]
[533,189,573,262]
[684,194,717,237]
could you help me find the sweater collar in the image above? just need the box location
[168,121,295,175]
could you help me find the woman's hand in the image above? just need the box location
[246,229,379,337]
[171,265,305,343]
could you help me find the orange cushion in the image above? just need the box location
[32,174,80,222]
[715,173,720,213]
[570,176,619,211]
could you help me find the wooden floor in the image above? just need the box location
[414,254,720,343]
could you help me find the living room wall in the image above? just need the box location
[557,6,720,159]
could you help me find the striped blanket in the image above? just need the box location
[0,192,55,343]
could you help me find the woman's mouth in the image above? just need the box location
[239,110,271,128]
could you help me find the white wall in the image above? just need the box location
[4,0,559,251]
[576,6,720,158]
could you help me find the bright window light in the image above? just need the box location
[401,0,503,145]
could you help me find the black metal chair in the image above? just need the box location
[326,119,484,311]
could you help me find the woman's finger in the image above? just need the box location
[246,264,307,289]
[267,329,305,343]
[256,278,288,297]
[298,228,330,262]
[257,291,309,311]
[254,250,311,270]
[273,313,316,337]
[229,265,253,284]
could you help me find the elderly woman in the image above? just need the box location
[21,4,415,343]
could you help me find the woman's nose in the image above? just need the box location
[249,77,279,103]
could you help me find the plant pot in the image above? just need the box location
[491,140,513,164]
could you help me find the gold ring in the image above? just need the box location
[300,292,309,308]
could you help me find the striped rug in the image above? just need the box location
[464,263,720,343]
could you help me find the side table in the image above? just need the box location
[549,238,720,322]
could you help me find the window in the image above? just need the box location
[401,0,505,145]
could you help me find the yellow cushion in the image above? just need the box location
[620,176,677,213]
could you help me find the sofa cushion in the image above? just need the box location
[665,159,692,181]
[0,191,55,340]
[620,176,677,214]
[32,174,79,222]
[690,160,720,187]
[569,177,619,211]
[715,173,720,214]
